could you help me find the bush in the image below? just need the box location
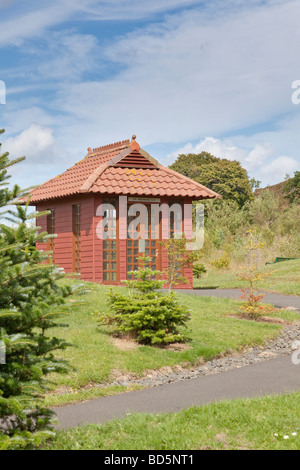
[210,252,231,270]
[193,263,207,278]
[97,257,191,345]
[247,190,280,228]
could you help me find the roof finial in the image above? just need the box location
[130,134,140,151]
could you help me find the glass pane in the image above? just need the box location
[103,272,109,281]
[134,265,138,270]
[151,249,156,255]
[151,264,156,270]
[127,240,132,246]
[134,249,138,255]
[111,251,117,260]
[139,239,145,253]
[127,249,132,255]
[103,251,109,260]
[145,249,149,255]
[111,262,117,270]
[103,240,109,249]
[145,240,149,248]
[127,257,132,263]
[111,241,117,249]
[111,272,117,281]
[103,262,109,271]
[133,240,139,247]
[151,241,156,247]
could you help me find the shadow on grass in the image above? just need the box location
[192,286,219,290]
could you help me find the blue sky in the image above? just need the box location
[0,0,299,190]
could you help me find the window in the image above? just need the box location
[102,240,118,282]
[47,209,55,257]
[72,204,81,273]
[126,239,139,278]
[127,204,161,279]
[168,201,184,278]
[102,199,118,283]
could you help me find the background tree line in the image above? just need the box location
[170,152,300,267]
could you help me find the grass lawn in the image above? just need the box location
[44,282,299,407]
[193,259,300,295]
[45,392,300,450]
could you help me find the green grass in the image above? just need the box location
[45,392,300,450]
[44,282,299,406]
[194,259,300,295]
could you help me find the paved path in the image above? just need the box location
[174,288,300,311]
[54,355,300,429]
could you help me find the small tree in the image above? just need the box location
[0,130,74,450]
[97,257,191,345]
[160,236,200,292]
[236,231,277,320]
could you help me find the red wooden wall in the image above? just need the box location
[36,195,194,288]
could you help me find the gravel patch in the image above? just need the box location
[110,322,300,388]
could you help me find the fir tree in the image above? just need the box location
[97,257,191,345]
[0,129,73,450]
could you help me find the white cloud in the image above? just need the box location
[245,143,274,168]
[1,123,76,189]
[53,0,300,147]
[165,137,246,165]
[2,123,55,161]
[166,136,299,186]
[1,0,300,190]
[36,31,100,81]
[0,0,204,47]
[80,0,204,20]
[259,156,298,181]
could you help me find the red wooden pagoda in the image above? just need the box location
[24,136,220,288]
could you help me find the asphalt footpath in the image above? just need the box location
[174,288,300,311]
[54,355,300,430]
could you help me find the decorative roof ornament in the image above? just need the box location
[130,134,140,151]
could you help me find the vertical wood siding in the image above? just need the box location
[36,194,194,288]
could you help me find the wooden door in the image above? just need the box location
[126,203,161,279]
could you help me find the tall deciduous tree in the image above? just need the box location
[170,152,253,207]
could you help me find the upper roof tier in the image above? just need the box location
[22,136,221,203]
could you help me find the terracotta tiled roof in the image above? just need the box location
[21,137,221,203]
